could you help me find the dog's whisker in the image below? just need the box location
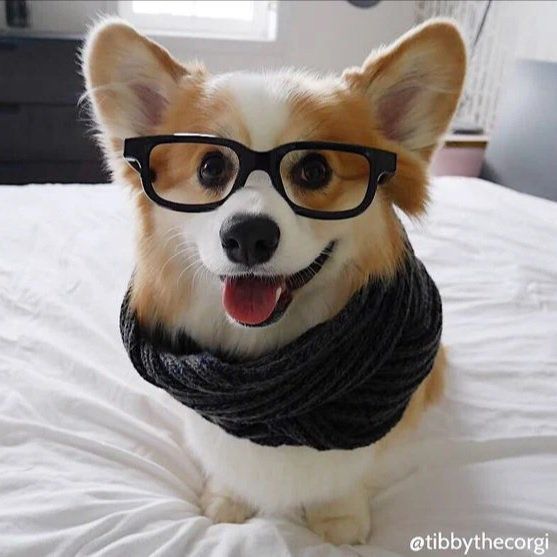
[161,246,197,276]
[177,260,202,289]
[161,227,184,250]
[190,264,207,292]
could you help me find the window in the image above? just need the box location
[118,1,277,41]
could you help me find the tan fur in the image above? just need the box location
[375,344,447,457]
[84,19,465,331]
[83,13,462,446]
[84,17,465,544]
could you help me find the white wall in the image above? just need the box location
[508,1,557,63]
[0,0,415,73]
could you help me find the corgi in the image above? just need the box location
[83,18,465,544]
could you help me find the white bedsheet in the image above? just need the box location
[1,177,556,557]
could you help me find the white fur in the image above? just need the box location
[212,72,291,150]
[186,408,375,510]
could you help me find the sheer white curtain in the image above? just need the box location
[416,0,557,133]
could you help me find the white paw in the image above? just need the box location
[305,490,371,545]
[200,483,254,524]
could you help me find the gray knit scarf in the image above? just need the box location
[120,246,442,451]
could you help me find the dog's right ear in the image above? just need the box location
[82,19,192,146]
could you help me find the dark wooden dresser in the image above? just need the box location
[0,35,109,184]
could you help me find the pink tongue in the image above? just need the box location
[222,277,282,325]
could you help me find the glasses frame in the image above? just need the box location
[123,134,397,220]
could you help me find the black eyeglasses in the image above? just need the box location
[123,134,396,220]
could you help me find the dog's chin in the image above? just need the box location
[214,241,336,329]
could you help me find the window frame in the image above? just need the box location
[117,1,277,42]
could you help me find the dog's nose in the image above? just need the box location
[220,214,280,266]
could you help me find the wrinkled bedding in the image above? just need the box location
[1,177,556,556]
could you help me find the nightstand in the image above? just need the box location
[430,134,489,177]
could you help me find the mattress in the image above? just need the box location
[1,177,556,556]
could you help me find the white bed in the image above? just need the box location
[1,177,556,556]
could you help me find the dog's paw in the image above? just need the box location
[200,482,254,524]
[305,489,371,545]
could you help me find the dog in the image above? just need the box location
[83,17,465,544]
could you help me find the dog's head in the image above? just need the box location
[83,18,465,357]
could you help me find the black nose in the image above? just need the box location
[220,214,280,266]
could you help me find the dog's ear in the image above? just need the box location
[344,19,466,162]
[82,19,196,146]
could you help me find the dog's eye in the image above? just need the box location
[198,151,230,188]
[291,153,332,190]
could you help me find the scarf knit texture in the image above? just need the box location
[120,245,442,451]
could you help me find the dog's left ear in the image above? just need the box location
[344,19,466,162]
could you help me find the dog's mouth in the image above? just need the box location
[220,242,335,327]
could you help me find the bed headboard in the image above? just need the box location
[480,60,557,202]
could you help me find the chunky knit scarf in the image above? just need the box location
[120,247,442,451]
